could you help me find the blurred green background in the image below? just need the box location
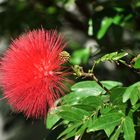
[0,0,140,140]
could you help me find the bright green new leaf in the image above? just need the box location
[95,52,128,64]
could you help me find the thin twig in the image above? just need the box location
[119,60,140,75]
[91,74,111,94]
[80,72,111,95]
[119,60,132,69]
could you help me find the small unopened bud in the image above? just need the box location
[59,51,70,63]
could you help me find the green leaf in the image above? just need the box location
[72,104,97,112]
[101,81,122,89]
[131,103,140,113]
[76,120,88,135]
[70,48,90,65]
[57,106,90,122]
[97,17,113,39]
[130,87,139,105]
[123,116,135,140]
[80,96,103,107]
[123,82,140,105]
[87,116,97,132]
[72,96,103,111]
[110,124,123,140]
[71,80,123,97]
[95,52,128,64]
[88,112,124,132]
[58,123,81,139]
[60,92,88,105]
[104,125,116,137]
[110,87,127,112]
[71,81,103,96]
[46,110,60,129]
[133,58,140,69]
[113,14,123,25]
[100,106,114,115]
[110,87,126,105]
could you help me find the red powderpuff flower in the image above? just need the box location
[0,29,70,119]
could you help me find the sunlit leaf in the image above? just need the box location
[123,116,135,140]
[123,82,140,105]
[71,80,122,96]
[95,52,128,64]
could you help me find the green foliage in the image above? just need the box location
[123,82,140,105]
[95,51,128,65]
[123,116,135,140]
[46,80,138,139]
[46,50,140,140]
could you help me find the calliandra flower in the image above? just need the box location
[0,29,71,119]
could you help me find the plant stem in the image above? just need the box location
[91,74,111,94]
[80,72,111,95]
[119,60,132,69]
[119,60,140,75]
